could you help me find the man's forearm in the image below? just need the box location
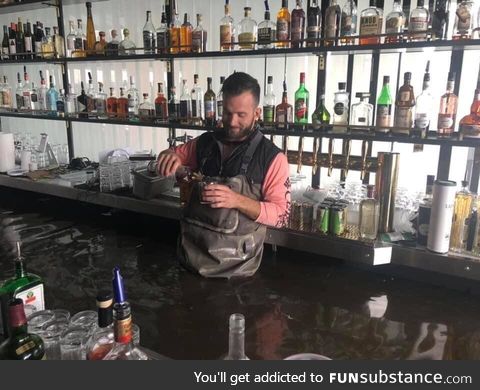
[235,193,261,221]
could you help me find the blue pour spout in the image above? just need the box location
[112,266,126,304]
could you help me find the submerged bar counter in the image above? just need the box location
[1,187,480,360]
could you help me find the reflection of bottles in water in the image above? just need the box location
[450,180,474,253]
[223,313,249,360]
[407,322,449,360]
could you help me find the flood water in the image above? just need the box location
[1,187,480,360]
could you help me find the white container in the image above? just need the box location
[427,180,457,254]
[0,132,15,172]
[21,150,31,171]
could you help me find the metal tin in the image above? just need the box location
[329,206,345,236]
[302,203,314,232]
[289,201,303,231]
[316,205,330,234]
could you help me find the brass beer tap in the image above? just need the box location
[297,137,304,173]
[327,138,334,176]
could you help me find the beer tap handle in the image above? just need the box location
[283,135,289,157]
[297,137,304,174]
[343,139,352,178]
[360,140,369,181]
[312,137,319,175]
[327,138,334,177]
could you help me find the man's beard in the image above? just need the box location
[220,119,256,143]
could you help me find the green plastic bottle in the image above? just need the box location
[294,72,309,124]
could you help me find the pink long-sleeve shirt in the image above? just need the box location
[173,137,291,228]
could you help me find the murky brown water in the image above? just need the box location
[1,188,480,360]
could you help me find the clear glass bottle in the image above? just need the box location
[106,29,120,56]
[85,292,114,360]
[22,66,32,110]
[119,28,136,56]
[38,71,47,111]
[0,76,12,109]
[95,82,107,119]
[306,0,321,47]
[291,0,306,48]
[65,85,77,116]
[341,0,357,45]
[223,313,249,360]
[359,0,381,45]
[143,10,156,54]
[46,75,59,114]
[393,71,415,135]
[217,76,225,121]
[450,181,474,253]
[15,72,23,110]
[73,19,86,58]
[275,82,293,129]
[191,74,203,125]
[220,0,235,51]
[263,75,276,125]
[459,65,480,138]
[53,26,65,58]
[408,0,430,41]
[192,14,207,53]
[127,76,139,118]
[294,72,309,124]
[385,1,405,43]
[86,73,96,114]
[179,79,192,124]
[56,88,66,117]
[41,27,54,59]
[276,0,291,48]
[437,72,458,137]
[325,0,342,46]
[238,7,257,50]
[154,82,168,121]
[66,20,76,57]
[156,7,169,54]
[376,75,393,133]
[359,185,379,240]
[258,2,276,49]
[180,13,193,53]
[312,91,331,130]
[453,0,474,39]
[138,93,155,121]
[30,82,39,111]
[414,61,433,136]
[77,81,89,117]
[332,82,349,132]
[204,77,216,126]
[350,92,373,128]
[168,87,180,123]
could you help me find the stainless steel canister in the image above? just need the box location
[375,152,400,233]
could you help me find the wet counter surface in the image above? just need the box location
[1,188,480,360]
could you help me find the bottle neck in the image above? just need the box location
[227,327,246,359]
[282,91,288,103]
[113,302,133,344]
[446,81,454,93]
[266,83,273,95]
[87,5,93,19]
[422,80,430,92]
[14,257,26,278]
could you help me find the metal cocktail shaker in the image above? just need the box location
[375,152,400,233]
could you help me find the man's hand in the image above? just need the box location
[156,150,182,177]
[202,184,261,221]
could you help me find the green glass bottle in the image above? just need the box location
[312,92,331,130]
[0,242,45,338]
[376,75,393,133]
[0,298,45,360]
[294,72,309,124]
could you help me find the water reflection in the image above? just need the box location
[0,190,480,360]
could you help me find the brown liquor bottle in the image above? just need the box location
[85,2,96,56]
[180,13,193,53]
[291,0,306,48]
[275,82,293,129]
[204,77,216,127]
[117,87,129,119]
[276,0,291,48]
[155,82,168,121]
[106,87,118,118]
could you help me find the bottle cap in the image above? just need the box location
[461,180,469,189]
[448,72,455,81]
[367,185,375,198]
[426,175,435,185]
[383,75,390,83]
[112,266,126,304]
[338,82,346,90]
[267,76,273,84]
[404,72,411,80]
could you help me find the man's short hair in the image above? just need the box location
[222,72,260,106]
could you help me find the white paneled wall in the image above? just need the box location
[0,0,478,194]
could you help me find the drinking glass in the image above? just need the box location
[60,326,90,360]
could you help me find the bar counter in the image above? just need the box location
[1,188,480,360]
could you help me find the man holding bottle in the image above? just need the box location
[156,72,290,278]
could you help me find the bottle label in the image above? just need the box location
[2,47,9,57]
[258,27,273,44]
[394,107,413,128]
[386,16,404,33]
[295,98,308,120]
[220,25,232,47]
[334,102,345,116]
[25,37,33,52]
[191,100,201,118]
[415,113,430,129]
[114,316,133,344]
[263,105,274,123]
[16,93,23,109]
[143,31,155,52]
[409,17,428,35]
[2,91,11,106]
[276,108,287,127]
[95,99,106,113]
[306,25,320,39]
[157,31,169,53]
[217,100,223,118]
[57,100,65,113]
[238,32,254,49]
[74,37,84,50]
[204,100,215,118]
[456,7,472,31]
[14,284,45,313]
[360,16,379,36]
[155,103,167,119]
[67,36,75,50]
[376,105,391,127]
[192,31,203,51]
[438,114,454,129]
[9,39,16,54]
[291,18,304,42]
[15,340,37,356]
[35,41,42,55]
[356,116,367,123]
[23,93,32,109]
[325,11,339,38]
[276,19,289,41]
[341,14,354,35]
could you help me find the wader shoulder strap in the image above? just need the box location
[240,131,264,175]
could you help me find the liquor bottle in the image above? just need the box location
[341,0,357,45]
[8,23,17,59]
[459,65,480,138]
[143,10,156,54]
[220,0,235,51]
[41,27,54,59]
[359,0,381,45]
[275,81,293,129]
[157,7,169,54]
[180,13,193,53]
[332,82,349,132]
[77,81,89,117]
[192,14,207,53]
[191,74,203,124]
[38,71,47,111]
[154,82,168,121]
[119,28,136,56]
[238,7,257,50]
[223,313,249,360]
[417,175,435,246]
[258,1,276,49]
[0,242,44,339]
[22,66,32,110]
[306,0,321,47]
[408,0,429,41]
[73,19,86,58]
[93,31,106,56]
[117,87,129,119]
[33,22,44,58]
[106,87,118,117]
[56,88,66,117]
[312,91,331,130]
[179,79,192,124]
[414,61,432,136]
[102,267,148,360]
[138,93,155,121]
[169,8,182,54]
[393,71,415,135]
[437,72,458,137]
[105,29,119,56]
[85,2,96,56]
[53,26,65,58]
[0,76,12,109]
[30,82,39,111]
[0,299,45,360]
[65,85,77,116]
[431,0,449,40]
[376,75,393,133]
[46,75,59,114]
[66,20,76,57]
[350,92,373,128]
[95,82,107,119]
[86,292,114,360]
[450,180,474,253]
[24,20,33,59]
[168,87,180,123]
[453,0,474,39]
[15,72,23,110]
[359,185,380,240]
[1,25,9,60]
[276,0,291,48]
[217,76,225,121]
[263,75,276,125]
[15,18,25,60]
[86,73,96,114]
[294,72,309,124]
[385,1,405,43]
[291,0,306,48]
[127,76,139,118]
[325,0,342,46]
[204,77,216,127]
